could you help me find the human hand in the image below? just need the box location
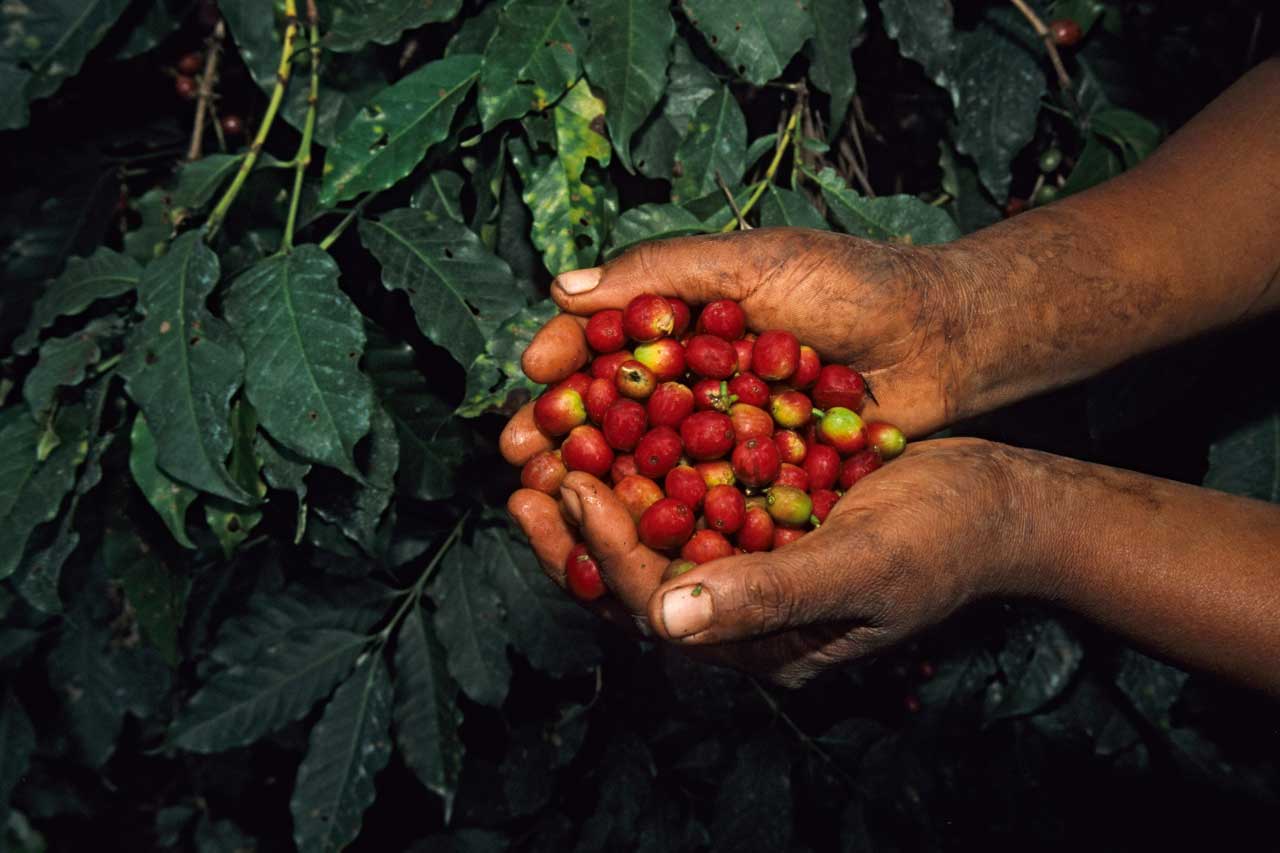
[507,438,1044,687]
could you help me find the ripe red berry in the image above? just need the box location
[698,299,746,340]
[733,338,754,373]
[696,460,736,489]
[770,390,813,429]
[634,426,683,479]
[665,465,707,511]
[685,335,738,379]
[792,346,821,388]
[638,498,695,550]
[692,378,734,412]
[1049,18,1082,47]
[803,444,841,491]
[680,411,735,460]
[534,386,587,435]
[704,484,746,534]
[610,454,639,484]
[565,544,607,601]
[839,449,883,490]
[175,75,198,99]
[601,399,648,451]
[766,485,812,527]
[623,294,676,342]
[521,450,567,494]
[614,474,664,523]
[556,372,593,397]
[633,338,686,381]
[904,694,922,714]
[681,529,734,564]
[561,425,614,478]
[810,488,840,523]
[667,297,691,336]
[616,360,657,399]
[738,505,775,552]
[775,463,808,491]
[586,309,626,353]
[753,330,800,381]
[1004,196,1028,218]
[773,527,806,549]
[866,421,907,460]
[663,558,697,581]
[817,407,867,455]
[728,372,768,407]
[773,430,807,466]
[647,381,695,427]
[732,436,781,487]
[729,403,773,442]
[585,377,619,424]
[592,350,633,381]
[177,51,203,75]
[813,365,866,411]
[220,115,244,136]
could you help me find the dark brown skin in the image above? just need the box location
[502,59,1280,694]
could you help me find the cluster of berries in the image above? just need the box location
[516,296,906,601]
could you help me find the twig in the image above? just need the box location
[186,21,226,161]
[719,105,801,232]
[283,0,321,251]
[1008,0,1075,98]
[317,192,377,251]
[376,513,469,644]
[204,1,301,241]
[716,170,750,231]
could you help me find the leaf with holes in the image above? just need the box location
[476,0,586,130]
[671,85,747,203]
[682,0,814,87]
[14,247,141,355]
[458,301,558,418]
[201,400,267,558]
[223,245,375,478]
[320,54,480,207]
[360,209,525,371]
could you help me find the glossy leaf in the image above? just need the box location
[879,0,956,89]
[1092,107,1162,166]
[320,54,481,207]
[1060,133,1124,197]
[810,167,960,244]
[172,154,244,210]
[584,0,674,171]
[632,38,718,180]
[458,300,559,418]
[411,170,467,223]
[312,403,398,555]
[223,246,375,477]
[758,185,829,230]
[21,317,115,421]
[607,203,710,256]
[682,0,814,86]
[119,232,250,502]
[988,617,1083,721]
[291,654,394,853]
[130,413,197,549]
[0,406,84,581]
[14,247,141,355]
[671,85,747,203]
[477,0,586,130]
[429,540,511,708]
[325,0,464,52]
[360,209,525,371]
[807,0,866,134]
[393,605,464,814]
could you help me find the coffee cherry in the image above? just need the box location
[614,474,664,523]
[839,449,883,490]
[1038,148,1063,173]
[771,390,813,429]
[665,465,708,511]
[817,407,867,455]
[610,454,639,484]
[663,558,697,581]
[738,505,775,552]
[585,377,619,424]
[1004,197,1028,218]
[647,381,695,427]
[774,430,807,466]
[1049,18,1082,48]
[698,299,746,340]
[634,427,683,479]
[175,75,198,99]
[682,529,734,564]
[623,294,676,341]
[638,498,695,550]
[566,544,607,601]
[592,350,633,381]
[177,51,203,75]
[696,460,736,489]
[753,330,800,381]
[634,338,686,381]
[704,484,746,534]
[903,694,922,714]
[773,527,806,549]
[220,115,244,137]
[616,360,657,399]
[728,372,769,407]
[803,444,841,491]
[534,386,586,435]
[562,425,614,478]
[680,411,735,460]
[732,338,755,373]
[601,399,648,451]
[521,450,567,494]
[775,463,808,491]
[556,372,593,397]
[1033,184,1059,206]
[692,378,733,412]
[813,365,866,411]
[810,489,840,524]
[866,422,907,460]
[792,346,822,388]
[729,403,773,442]
[766,485,812,527]
[732,437,781,487]
[667,297,692,336]
[686,335,738,379]
[586,309,626,353]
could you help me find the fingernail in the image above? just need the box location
[559,485,584,525]
[555,267,601,294]
[662,585,714,638]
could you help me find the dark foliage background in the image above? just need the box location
[1,1,1277,851]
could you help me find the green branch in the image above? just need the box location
[720,106,802,233]
[376,512,470,645]
[283,3,321,251]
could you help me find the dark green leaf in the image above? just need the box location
[879,0,956,88]
[458,300,558,418]
[1091,107,1161,166]
[14,247,141,355]
[21,317,117,421]
[478,524,601,676]
[810,167,960,244]
[116,0,198,60]
[393,605,463,815]
[360,209,524,370]
[477,0,586,130]
[130,413,198,548]
[446,1,502,56]
[632,38,717,180]
[429,540,510,707]
[939,141,1001,233]
[584,0,674,171]
[201,400,265,557]
[758,185,829,230]
[607,203,710,256]
[122,185,178,263]
[171,154,243,210]
[119,232,251,502]
[0,407,84,582]
[312,404,398,554]
[324,0,463,52]
[575,734,655,851]
[195,815,255,853]
[0,64,33,131]
[170,628,367,753]
[104,528,189,666]
[291,653,393,853]
[682,0,814,86]
[1204,409,1279,502]
[1114,649,1187,728]
[987,617,1082,721]
[1059,133,1123,197]
[411,170,467,223]
[710,734,793,849]
[671,85,747,203]
[320,54,481,207]
[807,0,866,133]
[223,245,374,476]
[0,691,35,824]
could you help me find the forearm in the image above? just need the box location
[938,58,1280,420]
[1008,452,1280,693]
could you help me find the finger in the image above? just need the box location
[521,313,589,385]
[559,471,669,615]
[499,403,554,466]
[645,525,867,645]
[551,230,787,315]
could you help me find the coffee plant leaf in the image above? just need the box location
[1204,409,1280,503]
[682,0,814,87]
[14,247,141,356]
[807,0,867,135]
[429,539,511,708]
[477,0,586,130]
[671,85,747,203]
[393,604,464,816]
[759,185,830,230]
[810,167,960,244]
[324,0,464,53]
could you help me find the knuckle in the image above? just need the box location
[736,561,797,637]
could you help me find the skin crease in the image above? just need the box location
[501,59,1280,694]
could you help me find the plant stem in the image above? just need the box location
[283,1,321,251]
[720,106,801,233]
[203,1,301,242]
[317,192,376,251]
[1008,0,1078,109]
[187,20,226,162]
[376,513,469,644]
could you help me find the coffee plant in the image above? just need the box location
[1,1,1276,850]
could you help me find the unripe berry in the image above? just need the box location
[681,529,734,564]
[866,421,907,460]
[663,558,697,581]
[817,407,867,455]
[565,544,606,601]
[601,399,648,451]
[623,294,676,341]
[774,430,807,465]
[704,484,746,534]
[696,460,736,489]
[1039,148,1063,173]
[562,426,614,478]
[521,450,566,494]
[697,299,746,340]
[766,485,812,527]
[633,338,686,381]
[634,426,683,479]
[753,330,800,381]
[614,474,664,523]
[770,390,813,429]
[638,498,695,550]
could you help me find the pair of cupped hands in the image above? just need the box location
[500,228,1038,688]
